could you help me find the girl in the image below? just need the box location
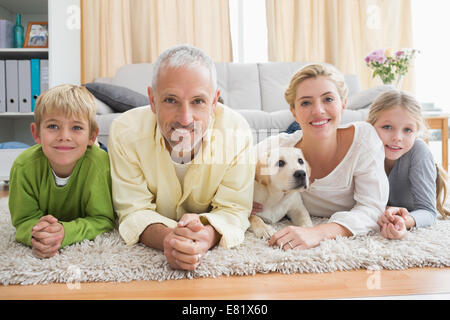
[253,63,389,251]
[368,90,449,240]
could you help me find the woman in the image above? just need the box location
[253,64,389,250]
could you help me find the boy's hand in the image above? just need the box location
[31,215,65,259]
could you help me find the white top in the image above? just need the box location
[52,169,70,187]
[257,121,389,235]
[172,160,191,192]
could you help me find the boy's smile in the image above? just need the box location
[31,112,97,178]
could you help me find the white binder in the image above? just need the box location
[40,59,49,93]
[18,60,32,113]
[5,60,19,112]
[0,60,5,112]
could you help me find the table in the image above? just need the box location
[424,113,449,170]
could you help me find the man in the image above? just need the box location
[108,45,255,271]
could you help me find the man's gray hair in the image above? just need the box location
[151,44,218,92]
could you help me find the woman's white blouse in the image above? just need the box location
[257,121,389,235]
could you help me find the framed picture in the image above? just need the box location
[24,22,48,48]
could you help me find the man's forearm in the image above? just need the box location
[139,223,172,250]
[205,224,222,249]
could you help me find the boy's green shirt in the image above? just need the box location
[8,144,115,248]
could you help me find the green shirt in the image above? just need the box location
[9,144,115,248]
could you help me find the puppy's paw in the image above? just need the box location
[252,224,276,240]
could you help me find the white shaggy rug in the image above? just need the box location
[1,196,449,285]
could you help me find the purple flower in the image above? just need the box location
[395,50,405,57]
[365,49,387,64]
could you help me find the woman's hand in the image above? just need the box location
[268,225,322,251]
[267,222,352,251]
[251,201,263,216]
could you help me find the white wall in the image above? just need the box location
[48,0,80,87]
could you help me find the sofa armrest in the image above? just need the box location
[95,97,115,115]
[341,108,369,124]
[94,77,114,85]
[236,109,295,144]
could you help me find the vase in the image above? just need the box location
[394,75,404,89]
[383,75,404,89]
[13,14,24,48]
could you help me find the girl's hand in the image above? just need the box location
[378,206,409,228]
[380,215,407,240]
[268,225,321,251]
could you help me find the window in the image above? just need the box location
[229,0,450,113]
[412,0,450,111]
[229,0,268,63]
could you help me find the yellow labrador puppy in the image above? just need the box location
[250,147,313,239]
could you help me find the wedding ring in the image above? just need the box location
[196,253,202,263]
[288,241,294,249]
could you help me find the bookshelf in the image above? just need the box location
[0,0,80,148]
[0,0,48,146]
[0,48,48,60]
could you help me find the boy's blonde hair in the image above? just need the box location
[368,89,449,219]
[284,63,348,109]
[34,84,98,134]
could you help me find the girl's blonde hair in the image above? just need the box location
[34,84,98,134]
[368,89,449,219]
[284,63,348,109]
[368,89,428,136]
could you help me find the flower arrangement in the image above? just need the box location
[365,48,418,86]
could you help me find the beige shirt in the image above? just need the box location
[108,104,256,248]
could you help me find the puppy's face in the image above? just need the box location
[256,147,310,192]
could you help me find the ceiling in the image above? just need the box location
[0,0,47,14]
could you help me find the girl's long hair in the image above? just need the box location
[368,90,449,219]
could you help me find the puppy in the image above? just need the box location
[250,147,313,239]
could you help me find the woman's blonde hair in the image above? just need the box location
[284,63,348,109]
[34,84,98,134]
[368,89,449,219]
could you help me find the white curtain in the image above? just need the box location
[81,0,232,84]
[266,0,415,91]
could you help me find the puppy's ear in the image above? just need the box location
[305,158,312,189]
[255,159,271,186]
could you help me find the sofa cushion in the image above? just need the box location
[346,84,394,110]
[106,63,154,95]
[84,82,149,113]
[257,62,362,112]
[95,98,115,115]
[97,113,122,146]
[214,63,262,110]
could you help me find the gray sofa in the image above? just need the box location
[93,62,392,145]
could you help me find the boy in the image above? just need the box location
[8,84,115,258]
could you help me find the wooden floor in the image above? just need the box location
[1,183,449,300]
